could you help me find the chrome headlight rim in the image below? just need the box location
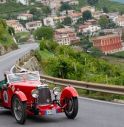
[31,89,39,98]
[53,87,60,96]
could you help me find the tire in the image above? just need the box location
[12,96,27,124]
[64,97,78,119]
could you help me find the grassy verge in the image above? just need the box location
[109,51,124,58]
[35,49,54,61]
[15,32,30,44]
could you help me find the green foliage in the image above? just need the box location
[76,17,84,25]
[62,17,72,26]
[98,16,109,29]
[36,40,124,86]
[29,8,42,20]
[78,0,124,13]
[0,2,49,19]
[98,16,117,29]
[56,21,64,29]
[87,0,99,5]
[80,35,92,51]
[39,39,58,52]
[15,32,30,43]
[60,2,72,11]
[34,26,54,40]
[82,10,92,21]
[89,47,103,57]
[8,26,15,35]
[121,29,124,41]
[102,6,109,13]
[35,49,54,61]
[0,19,16,49]
[42,5,51,16]
[110,51,124,58]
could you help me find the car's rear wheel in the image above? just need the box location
[12,96,27,124]
[64,97,78,119]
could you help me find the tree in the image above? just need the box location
[82,10,92,21]
[42,6,51,16]
[98,16,109,29]
[80,36,92,51]
[102,6,109,13]
[62,17,72,26]
[121,29,124,41]
[39,39,58,51]
[98,16,116,29]
[34,26,54,40]
[29,8,42,20]
[60,2,71,11]
[56,21,64,29]
[8,26,15,36]
[76,17,84,25]
[87,0,99,5]
[89,47,103,57]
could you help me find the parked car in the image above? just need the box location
[0,71,78,124]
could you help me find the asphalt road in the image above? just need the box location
[0,43,38,80]
[0,43,124,127]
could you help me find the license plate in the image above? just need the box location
[46,109,56,115]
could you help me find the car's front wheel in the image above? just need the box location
[12,96,27,124]
[64,97,78,119]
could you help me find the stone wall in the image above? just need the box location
[0,44,17,56]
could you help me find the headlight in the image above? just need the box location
[53,87,60,96]
[31,89,39,98]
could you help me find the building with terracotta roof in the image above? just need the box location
[43,17,55,28]
[53,16,66,24]
[69,12,82,24]
[115,15,124,27]
[55,28,80,45]
[6,20,25,33]
[61,0,79,5]
[78,24,101,35]
[92,34,122,54]
[17,13,33,20]
[26,21,42,31]
[0,0,6,4]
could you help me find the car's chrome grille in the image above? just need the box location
[37,87,52,105]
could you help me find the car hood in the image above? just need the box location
[10,80,42,87]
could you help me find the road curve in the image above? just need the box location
[0,43,38,80]
[0,43,124,127]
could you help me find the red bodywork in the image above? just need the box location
[0,79,78,116]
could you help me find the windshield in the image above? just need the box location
[7,72,40,83]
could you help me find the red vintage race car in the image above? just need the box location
[0,71,78,124]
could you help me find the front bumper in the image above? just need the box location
[36,104,63,116]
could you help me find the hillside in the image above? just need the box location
[35,39,124,86]
[0,19,17,55]
[0,1,48,19]
[78,0,124,13]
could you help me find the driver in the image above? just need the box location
[0,73,7,90]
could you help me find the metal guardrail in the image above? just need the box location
[40,75,124,95]
[12,52,124,96]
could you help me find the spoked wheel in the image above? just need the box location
[12,96,27,124]
[64,97,78,119]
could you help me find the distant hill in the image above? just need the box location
[78,0,124,13]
